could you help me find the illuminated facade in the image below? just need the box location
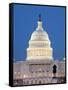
[26,15,53,60]
[13,15,65,86]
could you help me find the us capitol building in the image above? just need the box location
[13,15,65,86]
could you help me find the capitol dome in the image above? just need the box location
[26,15,53,60]
[31,29,49,41]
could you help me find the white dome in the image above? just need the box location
[26,16,53,60]
[31,29,49,41]
[29,27,51,48]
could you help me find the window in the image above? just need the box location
[31,80,33,84]
[26,81,29,84]
[35,80,37,84]
[39,80,42,84]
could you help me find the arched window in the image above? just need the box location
[23,81,25,84]
[26,80,29,85]
[31,80,33,84]
[35,80,37,84]
[39,80,42,84]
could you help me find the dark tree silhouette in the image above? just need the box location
[53,65,57,77]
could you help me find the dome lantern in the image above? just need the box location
[36,14,43,31]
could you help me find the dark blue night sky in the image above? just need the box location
[13,4,66,61]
